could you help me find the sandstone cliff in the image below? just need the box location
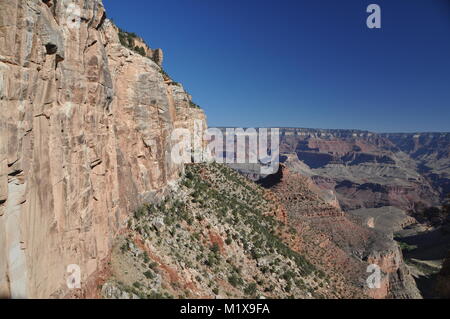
[0,0,206,298]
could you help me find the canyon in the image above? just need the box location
[234,128,449,230]
[0,0,448,299]
[231,128,450,297]
[278,128,448,212]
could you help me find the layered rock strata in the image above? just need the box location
[260,165,421,299]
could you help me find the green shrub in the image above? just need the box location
[149,262,158,270]
[134,46,146,56]
[133,282,141,289]
[144,271,154,279]
[189,101,200,109]
[227,274,243,287]
[244,283,257,296]
[211,243,220,254]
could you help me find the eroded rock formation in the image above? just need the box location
[0,0,206,298]
[278,128,441,213]
[261,165,422,299]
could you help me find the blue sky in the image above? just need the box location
[104,0,450,133]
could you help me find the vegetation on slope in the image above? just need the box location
[117,28,147,57]
[102,163,339,299]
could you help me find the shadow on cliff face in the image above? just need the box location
[413,273,440,299]
[258,164,284,188]
[396,227,450,298]
[401,229,450,261]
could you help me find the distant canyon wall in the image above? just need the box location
[278,128,448,213]
[0,0,206,298]
[381,132,450,198]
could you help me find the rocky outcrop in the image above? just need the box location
[261,165,421,299]
[116,25,163,66]
[259,165,343,218]
[367,246,421,299]
[0,0,206,298]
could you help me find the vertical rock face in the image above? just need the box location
[0,0,206,298]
